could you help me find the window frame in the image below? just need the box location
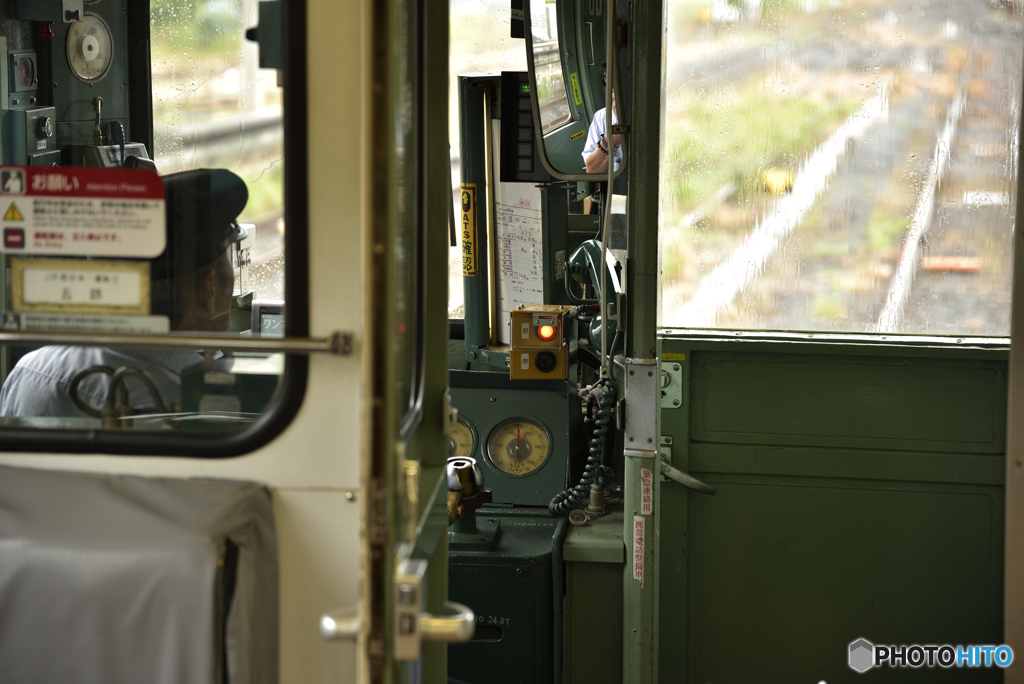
[0,0,309,458]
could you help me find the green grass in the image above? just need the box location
[151,0,246,58]
[241,161,284,219]
[866,205,908,252]
[663,83,859,216]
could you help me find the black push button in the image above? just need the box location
[535,351,557,373]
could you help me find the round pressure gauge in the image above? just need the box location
[486,417,551,476]
[448,416,476,459]
[66,13,114,83]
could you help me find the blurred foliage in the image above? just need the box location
[663,84,858,214]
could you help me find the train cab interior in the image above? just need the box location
[0,0,1021,682]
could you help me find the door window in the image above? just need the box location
[661,0,1022,335]
[0,0,304,453]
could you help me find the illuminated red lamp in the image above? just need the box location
[537,325,557,341]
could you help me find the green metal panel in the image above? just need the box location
[563,510,625,563]
[448,514,566,684]
[691,352,1006,453]
[684,477,1002,683]
[449,370,582,507]
[563,560,624,683]
[658,333,1009,683]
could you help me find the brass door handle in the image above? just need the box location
[420,601,475,643]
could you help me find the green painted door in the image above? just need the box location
[657,334,1007,682]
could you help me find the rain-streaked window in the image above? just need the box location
[449,0,530,319]
[152,0,284,302]
[0,0,292,440]
[661,0,1022,335]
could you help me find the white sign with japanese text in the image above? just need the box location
[0,312,169,334]
[11,257,150,315]
[0,166,165,257]
[633,515,645,587]
[641,468,654,515]
[22,268,143,309]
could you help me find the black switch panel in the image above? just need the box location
[499,71,555,184]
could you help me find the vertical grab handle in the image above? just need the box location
[585,21,595,66]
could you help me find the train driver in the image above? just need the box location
[582,90,622,174]
[0,168,248,420]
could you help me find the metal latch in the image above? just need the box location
[624,357,658,458]
[660,361,682,409]
[394,557,475,661]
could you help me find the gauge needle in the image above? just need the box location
[517,426,522,457]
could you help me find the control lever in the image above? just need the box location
[660,460,717,495]
[446,456,491,529]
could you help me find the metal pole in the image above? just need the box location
[623,0,666,682]
[458,76,491,356]
[0,330,349,354]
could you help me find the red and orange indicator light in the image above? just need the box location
[537,324,557,341]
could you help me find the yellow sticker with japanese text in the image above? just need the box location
[460,183,477,276]
[569,72,583,106]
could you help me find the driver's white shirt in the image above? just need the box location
[582,107,623,171]
[0,346,203,418]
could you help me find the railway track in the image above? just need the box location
[661,0,1022,336]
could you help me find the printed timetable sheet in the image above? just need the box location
[493,183,544,345]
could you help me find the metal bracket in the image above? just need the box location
[660,361,682,409]
[394,557,428,661]
[624,357,658,458]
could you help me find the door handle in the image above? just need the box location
[660,460,717,495]
[319,600,474,645]
[319,608,359,641]
[421,601,475,643]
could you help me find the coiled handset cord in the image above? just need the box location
[549,379,617,516]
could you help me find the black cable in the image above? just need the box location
[68,364,170,419]
[106,366,170,416]
[549,379,617,516]
[576,345,602,370]
[69,365,116,417]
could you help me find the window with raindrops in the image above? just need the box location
[660,0,1021,335]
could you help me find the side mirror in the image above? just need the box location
[524,0,628,183]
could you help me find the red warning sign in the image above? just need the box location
[0,166,165,257]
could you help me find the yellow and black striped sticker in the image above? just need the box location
[460,183,477,276]
[570,130,585,141]
[569,72,583,106]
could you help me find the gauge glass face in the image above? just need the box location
[486,417,550,476]
[448,417,475,459]
[66,13,114,83]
